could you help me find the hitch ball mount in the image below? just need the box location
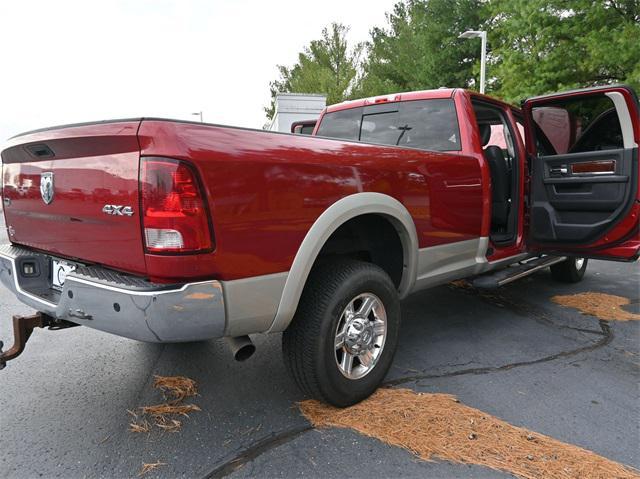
[0,313,77,370]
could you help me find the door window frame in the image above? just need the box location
[470,97,524,246]
[521,85,640,256]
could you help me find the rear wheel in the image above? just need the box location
[550,257,588,283]
[282,259,400,407]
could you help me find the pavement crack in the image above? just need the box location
[388,284,616,387]
[448,283,605,337]
[385,319,612,387]
[201,425,313,479]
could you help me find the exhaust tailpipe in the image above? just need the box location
[225,335,256,362]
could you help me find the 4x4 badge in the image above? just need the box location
[40,172,54,205]
[102,204,134,217]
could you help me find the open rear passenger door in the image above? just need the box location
[523,85,640,261]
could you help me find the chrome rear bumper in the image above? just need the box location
[0,244,225,342]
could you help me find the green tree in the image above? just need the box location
[265,23,363,121]
[487,0,640,103]
[268,1,640,118]
[354,0,483,98]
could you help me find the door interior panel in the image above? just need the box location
[525,85,639,258]
[531,148,637,243]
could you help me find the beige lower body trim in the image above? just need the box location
[222,272,288,337]
[223,237,529,336]
[412,237,489,292]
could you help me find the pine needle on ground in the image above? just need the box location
[300,388,639,479]
[138,461,167,476]
[153,375,198,402]
[154,417,183,433]
[129,420,151,434]
[128,376,201,435]
[140,403,201,418]
[552,292,639,321]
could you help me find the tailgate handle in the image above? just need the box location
[25,143,55,159]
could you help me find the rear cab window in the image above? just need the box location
[315,107,363,140]
[316,99,461,152]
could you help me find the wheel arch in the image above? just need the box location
[267,192,418,333]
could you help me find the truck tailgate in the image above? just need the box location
[1,120,147,275]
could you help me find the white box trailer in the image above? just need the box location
[268,93,326,133]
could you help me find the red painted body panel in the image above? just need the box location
[0,112,488,283]
[1,121,147,274]
[138,120,485,281]
[3,87,633,286]
[454,90,496,242]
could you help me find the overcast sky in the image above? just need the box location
[0,0,396,143]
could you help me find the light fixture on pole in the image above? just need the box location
[191,111,203,123]
[459,30,487,94]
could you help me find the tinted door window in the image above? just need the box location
[531,95,623,155]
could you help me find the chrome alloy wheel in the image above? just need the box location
[575,258,585,270]
[334,292,387,380]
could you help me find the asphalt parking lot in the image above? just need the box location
[1,218,638,479]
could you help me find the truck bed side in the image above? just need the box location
[137,120,486,282]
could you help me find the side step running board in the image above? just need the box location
[472,256,566,289]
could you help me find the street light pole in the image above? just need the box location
[479,31,486,94]
[191,111,203,123]
[459,30,487,94]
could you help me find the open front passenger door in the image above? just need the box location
[523,85,639,261]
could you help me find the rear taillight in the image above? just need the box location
[140,157,213,253]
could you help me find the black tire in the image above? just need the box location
[282,259,400,407]
[550,257,588,283]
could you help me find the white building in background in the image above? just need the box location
[268,93,326,133]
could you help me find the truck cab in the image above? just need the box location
[311,86,639,265]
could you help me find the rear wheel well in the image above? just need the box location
[315,214,404,289]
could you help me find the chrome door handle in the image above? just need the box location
[550,166,568,176]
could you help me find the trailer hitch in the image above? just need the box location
[0,313,77,370]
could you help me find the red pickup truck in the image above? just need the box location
[1,85,638,406]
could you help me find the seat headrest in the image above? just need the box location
[479,124,492,147]
[484,144,505,161]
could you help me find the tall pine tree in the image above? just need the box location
[487,0,640,102]
[265,23,362,120]
[354,0,483,97]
